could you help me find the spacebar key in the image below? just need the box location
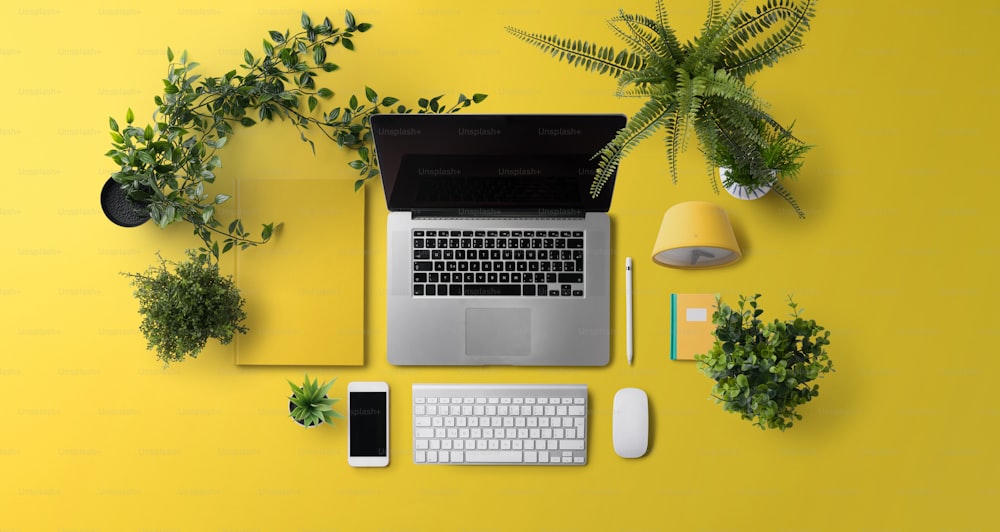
[465,451,523,463]
[463,285,521,296]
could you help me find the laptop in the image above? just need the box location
[370,113,626,366]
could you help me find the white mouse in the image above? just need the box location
[613,387,649,458]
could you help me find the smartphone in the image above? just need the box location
[347,381,389,467]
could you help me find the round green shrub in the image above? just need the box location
[124,250,247,366]
[695,294,834,431]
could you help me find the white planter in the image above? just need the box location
[719,167,774,200]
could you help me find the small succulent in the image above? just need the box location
[288,375,343,428]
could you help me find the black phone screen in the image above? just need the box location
[349,391,388,457]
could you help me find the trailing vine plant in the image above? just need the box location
[107,11,487,259]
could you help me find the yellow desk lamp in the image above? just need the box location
[651,201,742,269]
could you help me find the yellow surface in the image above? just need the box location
[1,1,998,530]
[235,179,365,365]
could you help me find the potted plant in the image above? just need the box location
[507,0,816,216]
[694,294,833,431]
[104,10,487,258]
[288,375,343,428]
[123,250,248,367]
[709,119,812,213]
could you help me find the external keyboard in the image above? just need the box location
[411,229,586,298]
[412,383,588,465]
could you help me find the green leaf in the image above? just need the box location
[144,124,154,141]
[345,10,356,29]
[214,137,227,149]
[136,151,156,166]
[322,63,339,72]
[357,22,372,32]
[109,117,120,132]
[380,96,399,106]
[301,12,312,29]
[349,95,358,109]
[126,108,134,124]
[317,88,334,98]
[243,49,253,65]
[215,194,230,204]
[313,44,326,64]
[365,86,377,104]
[110,131,124,144]
[472,93,488,103]
[167,47,174,61]
[308,95,318,112]
[201,206,214,224]
[240,117,256,127]
[269,30,285,44]
[261,223,273,241]
[342,38,354,51]
[263,39,274,57]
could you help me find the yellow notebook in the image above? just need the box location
[670,293,718,361]
[234,178,365,365]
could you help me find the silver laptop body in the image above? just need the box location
[371,114,625,366]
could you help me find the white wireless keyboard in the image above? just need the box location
[412,383,588,465]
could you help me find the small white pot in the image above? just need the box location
[719,167,774,200]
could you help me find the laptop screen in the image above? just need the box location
[370,114,626,213]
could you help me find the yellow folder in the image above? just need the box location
[234,178,365,365]
[670,293,718,361]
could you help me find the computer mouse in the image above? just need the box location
[613,387,649,458]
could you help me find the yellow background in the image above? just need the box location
[2,0,997,530]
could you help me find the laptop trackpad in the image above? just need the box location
[465,308,531,357]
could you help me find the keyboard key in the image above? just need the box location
[464,285,520,296]
[465,451,523,463]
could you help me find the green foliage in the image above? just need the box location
[708,120,813,216]
[694,294,834,431]
[507,0,816,214]
[107,11,488,258]
[288,375,344,428]
[123,250,248,367]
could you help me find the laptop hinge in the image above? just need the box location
[412,208,587,220]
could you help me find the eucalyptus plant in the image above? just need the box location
[288,375,343,428]
[507,0,815,216]
[695,294,834,431]
[123,250,248,367]
[106,11,487,259]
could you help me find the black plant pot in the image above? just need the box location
[100,177,150,227]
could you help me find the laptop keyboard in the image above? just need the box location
[412,229,585,297]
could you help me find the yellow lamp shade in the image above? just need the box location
[651,201,741,269]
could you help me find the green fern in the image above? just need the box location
[591,97,674,197]
[504,27,644,78]
[507,0,817,214]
